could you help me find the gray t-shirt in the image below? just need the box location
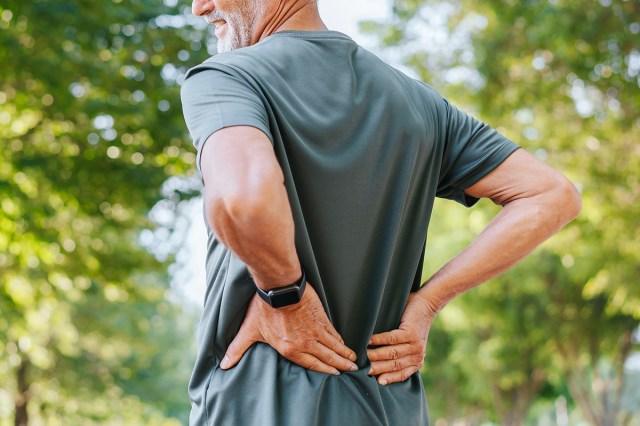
[181,30,519,426]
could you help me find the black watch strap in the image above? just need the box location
[255,268,307,308]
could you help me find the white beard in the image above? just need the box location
[217,25,238,53]
[208,0,265,53]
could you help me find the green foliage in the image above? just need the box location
[366,0,640,424]
[0,0,212,423]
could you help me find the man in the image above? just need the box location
[180,0,581,424]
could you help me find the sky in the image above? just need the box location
[319,0,390,44]
[177,0,392,306]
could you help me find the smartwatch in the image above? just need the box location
[255,269,306,308]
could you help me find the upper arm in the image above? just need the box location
[200,126,283,207]
[464,148,581,210]
[435,97,520,207]
[180,64,272,173]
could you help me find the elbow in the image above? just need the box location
[204,167,284,235]
[553,176,582,224]
[223,185,276,223]
[205,186,268,237]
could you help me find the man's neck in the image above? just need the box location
[251,1,327,45]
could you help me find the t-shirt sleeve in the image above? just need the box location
[436,98,520,207]
[180,63,273,172]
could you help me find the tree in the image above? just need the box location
[364,0,640,423]
[0,0,211,423]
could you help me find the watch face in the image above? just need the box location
[269,287,302,308]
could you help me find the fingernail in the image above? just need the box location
[367,369,373,376]
[349,353,357,362]
[379,379,387,385]
[220,355,230,369]
[350,364,358,371]
[334,371,341,376]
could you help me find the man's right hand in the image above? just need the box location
[220,283,358,375]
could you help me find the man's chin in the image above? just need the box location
[217,39,249,53]
[217,38,234,53]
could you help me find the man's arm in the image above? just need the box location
[201,126,300,289]
[367,148,581,384]
[417,148,581,310]
[200,126,357,375]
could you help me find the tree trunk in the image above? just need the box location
[564,328,635,426]
[14,356,30,426]
[491,368,546,426]
[567,371,602,426]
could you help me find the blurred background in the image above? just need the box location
[0,0,638,425]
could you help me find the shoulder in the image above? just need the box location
[406,77,445,106]
[381,65,447,120]
[181,45,270,101]
[184,52,250,81]
[185,37,290,80]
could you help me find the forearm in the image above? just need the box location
[416,182,581,312]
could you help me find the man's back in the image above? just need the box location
[182,30,517,425]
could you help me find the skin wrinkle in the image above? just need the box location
[257,0,314,42]
[199,0,322,53]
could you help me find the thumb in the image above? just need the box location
[220,321,259,370]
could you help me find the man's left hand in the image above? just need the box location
[367,293,436,385]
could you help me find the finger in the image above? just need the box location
[288,352,341,376]
[220,323,259,370]
[367,343,415,362]
[310,339,358,372]
[318,330,357,363]
[368,354,424,376]
[304,285,347,346]
[322,321,346,345]
[369,330,411,346]
[376,365,421,386]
